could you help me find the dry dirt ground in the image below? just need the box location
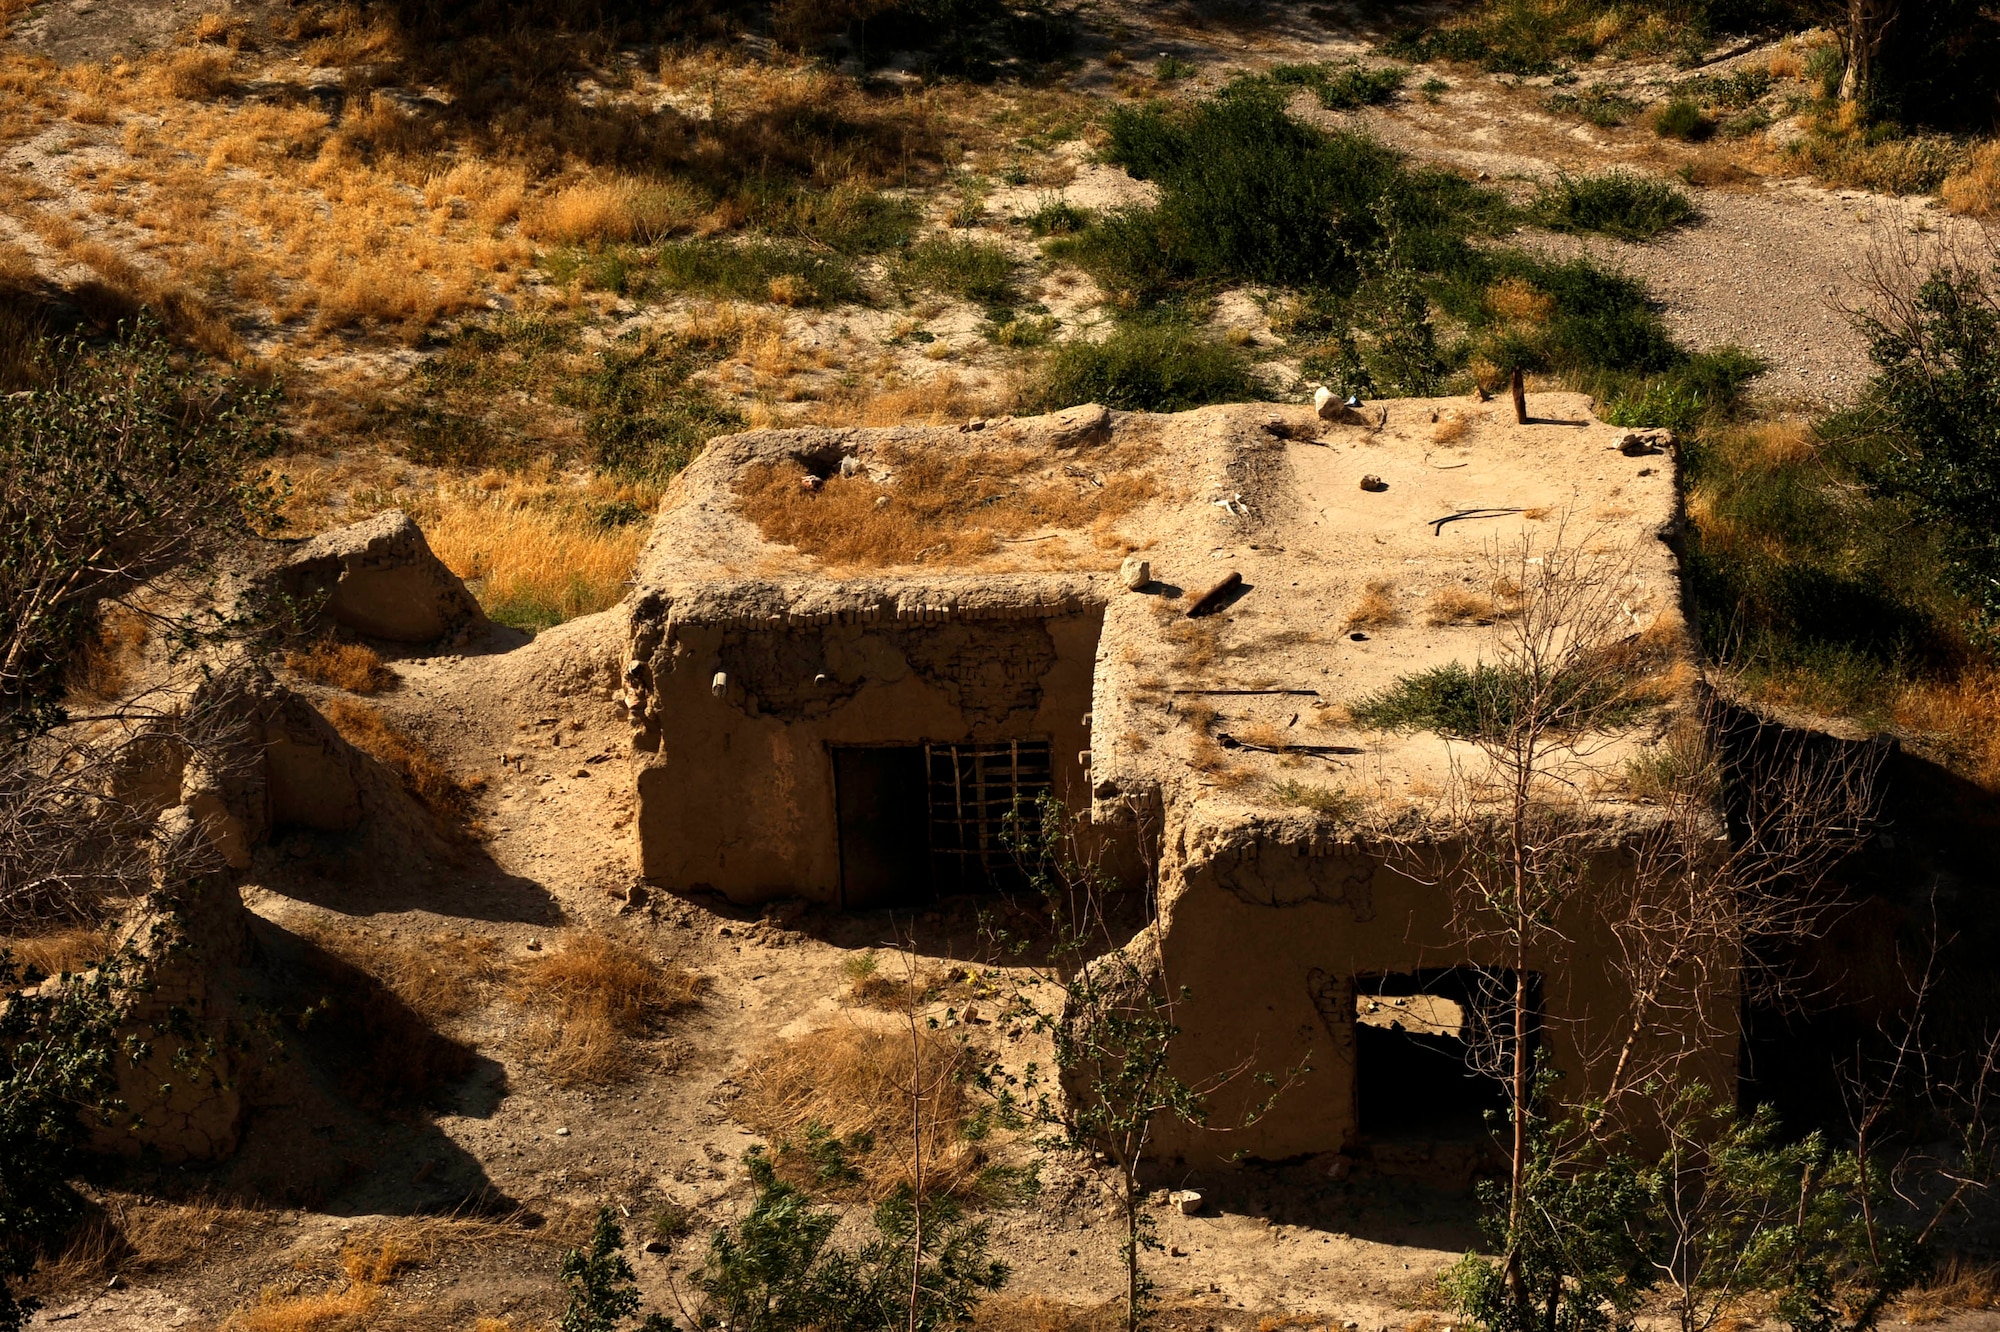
[12,1,2000,1329]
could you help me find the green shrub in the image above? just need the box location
[1094,88,1506,300]
[1654,98,1715,141]
[1529,171,1701,241]
[752,185,921,254]
[1025,196,1091,237]
[1845,262,2000,639]
[1266,60,1408,110]
[1599,347,1767,435]
[895,236,1017,308]
[1153,54,1196,81]
[1028,324,1261,413]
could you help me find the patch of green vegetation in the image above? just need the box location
[750,185,921,254]
[1529,171,1702,241]
[1026,324,1262,413]
[1785,128,1964,194]
[650,239,863,307]
[1154,54,1197,82]
[1596,348,1768,435]
[988,314,1057,347]
[1383,0,1791,75]
[1269,779,1358,817]
[404,315,736,480]
[1084,86,1510,301]
[1421,76,1450,102]
[895,236,1018,310]
[1544,84,1642,127]
[1025,196,1092,237]
[1352,661,1647,739]
[1654,98,1716,142]
[1264,60,1408,110]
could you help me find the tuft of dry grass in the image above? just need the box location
[734,436,1156,568]
[1895,667,2000,790]
[735,1023,984,1200]
[1899,1257,2000,1323]
[1,927,112,984]
[1345,579,1402,630]
[297,921,509,1025]
[520,177,702,245]
[423,486,648,631]
[1942,141,2000,218]
[319,696,476,827]
[514,932,706,1085]
[1425,584,1497,625]
[221,1284,380,1332]
[1431,412,1470,445]
[286,640,396,694]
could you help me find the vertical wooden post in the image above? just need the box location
[1510,366,1528,425]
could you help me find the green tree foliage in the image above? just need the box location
[0,954,130,1332]
[1444,1088,1652,1332]
[0,316,281,739]
[556,1153,1008,1332]
[1446,1079,1924,1332]
[1840,262,2000,641]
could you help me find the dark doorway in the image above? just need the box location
[1355,968,1527,1142]
[834,746,932,908]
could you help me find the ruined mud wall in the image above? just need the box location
[625,597,1105,903]
[1140,820,1738,1164]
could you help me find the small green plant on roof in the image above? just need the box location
[1529,171,1702,242]
[1351,660,1650,739]
[1270,779,1357,816]
[1265,60,1409,110]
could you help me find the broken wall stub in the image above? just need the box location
[625,587,1106,904]
[274,508,487,644]
[1132,819,1738,1165]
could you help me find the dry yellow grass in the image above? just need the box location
[1345,580,1402,630]
[1895,668,2000,790]
[297,921,509,1025]
[285,640,396,694]
[319,696,478,828]
[520,177,703,245]
[736,437,1155,567]
[736,1023,985,1200]
[1942,141,2000,218]
[514,932,706,1085]
[423,487,649,629]
[221,1284,380,1332]
[1430,412,1469,445]
[1425,584,1497,625]
[63,602,149,702]
[2,927,112,983]
[1899,1258,2000,1322]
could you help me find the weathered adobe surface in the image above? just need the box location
[626,394,1706,1163]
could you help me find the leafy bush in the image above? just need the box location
[1028,325,1261,412]
[1654,97,1716,141]
[1092,87,1506,299]
[0,316,280,739]
[1265,60,1408,110]
[1845,262,2000,640]
[555,1151,1009,1332]
[1529,171,1702,241]
[0,955,126,1332]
